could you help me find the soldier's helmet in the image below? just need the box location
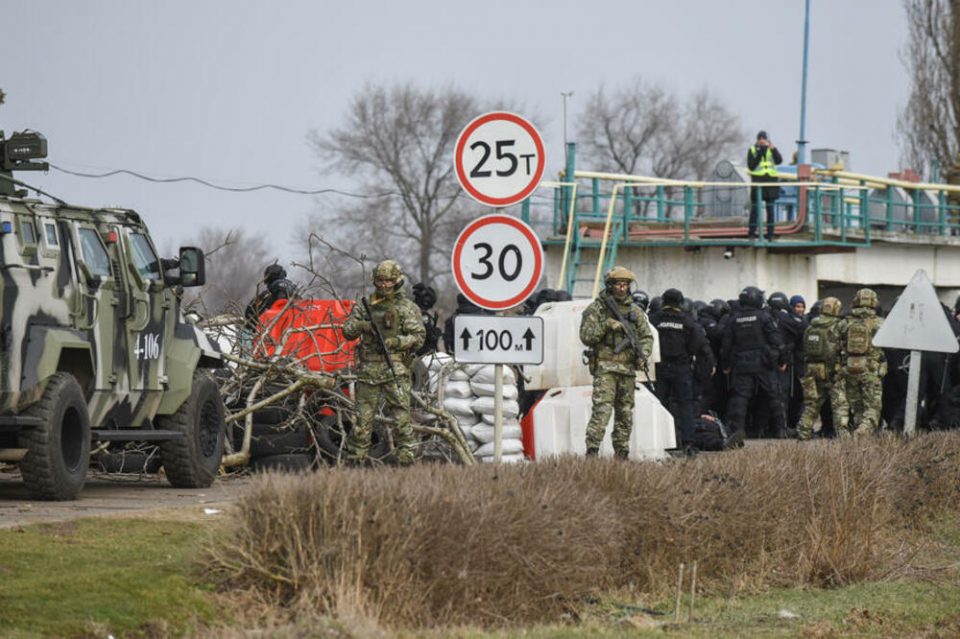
[373,259,404,289]
[662,288,684,307]
[739,286,765,309]
[710,298,730,317]
[649,296,663,313]
[263,264,286,284]
[632,289,649,310]
[604,265,636,285]
[852,288,878,309]
[821,296,842,317]
[767,291,789,312]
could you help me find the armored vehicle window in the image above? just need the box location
[44,222,59,247]
[129,233,161,281]
[78,228,111,278]
[19,218,35,245]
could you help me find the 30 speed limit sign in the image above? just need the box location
[454,112,546,207]
[452,214,543,311]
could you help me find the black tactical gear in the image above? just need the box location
[767,291,789,312]
[739,286,765,310]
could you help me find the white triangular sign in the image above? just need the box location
[872,270,959,353]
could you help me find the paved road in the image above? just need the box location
[0,471,251,529]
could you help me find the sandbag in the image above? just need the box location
[471,423,523,444]
[474,439,525,457]
[456,413,480,428]
[471,397,519,418]
[443,396,476,418]
[464,364,489,378]
[448,366,470,381]
[424,352,453,372]
[480,414,522,426]
[444,380,473,398]
[469,381,518,400]
[470,365,517,385]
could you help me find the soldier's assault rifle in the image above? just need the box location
[361,296,402,392]
[604,295,655,392]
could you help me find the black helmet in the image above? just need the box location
[681,297,694,315]
[263,264,286,283]
[767,291,789,312]
[632,289,649,310]
[412,282,437,311]
[739,286,765,309]
[649,296,663,313]
[662,288,684,307]
[692,300,707,315]
[710,298,730,317]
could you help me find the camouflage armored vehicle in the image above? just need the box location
[0,129,225,499]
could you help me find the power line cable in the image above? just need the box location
[47,162,559,204]
[49,163,398,199]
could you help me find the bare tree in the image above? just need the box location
[307,83,483,288]
[182,226,274,316]
[897,0,960,183]
[576,78,745,180]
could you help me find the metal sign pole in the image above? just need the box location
[904,350,921,437]
[494,363,504,463]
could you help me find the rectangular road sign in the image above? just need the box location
[453,315,544,365]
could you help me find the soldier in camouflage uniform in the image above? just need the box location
[797,297,849,439]
[580,266,654,458]
[342,260,425,464]
[839,288,886,435]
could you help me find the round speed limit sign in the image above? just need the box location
[454,112,546,207]
[452,214,544,311]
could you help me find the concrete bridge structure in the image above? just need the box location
[521,144,960,310]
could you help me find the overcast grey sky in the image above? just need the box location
[2,0,909,259]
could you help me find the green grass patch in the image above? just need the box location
[0,518,217,638]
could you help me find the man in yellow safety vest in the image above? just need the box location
[746,130,783,241]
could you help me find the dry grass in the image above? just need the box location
[207,432,960,629]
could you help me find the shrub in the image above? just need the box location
[208,432,960,627]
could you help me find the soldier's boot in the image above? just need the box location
[722,429,746,450]
[585,447,599,458]
[614,449,629,460]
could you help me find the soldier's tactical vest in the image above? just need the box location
[804,319,835,363]
[846,318,873,356]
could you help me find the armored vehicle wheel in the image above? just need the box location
[158,372,225,488]
[19,373,92,501]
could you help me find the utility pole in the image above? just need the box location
[797,0,811,164]
[561,91,574,149]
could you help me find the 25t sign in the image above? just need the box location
[454,112,546,207]
[452,214,543,311]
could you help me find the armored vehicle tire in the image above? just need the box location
[250,453,314,472]
[248,423,311,457]
[313,414,391,462]
[19,373,92,501]
[158,372,225,488]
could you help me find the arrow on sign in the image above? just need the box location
[522,328,535,351]
[460,327,473,351]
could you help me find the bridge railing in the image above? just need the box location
[540,168,960,245]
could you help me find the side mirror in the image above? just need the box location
[178,246,206,287]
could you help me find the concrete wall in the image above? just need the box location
[544,245,819,303]
[541,241,960,309]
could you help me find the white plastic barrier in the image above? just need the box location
[527,384,675,460]
[525,300,660,391]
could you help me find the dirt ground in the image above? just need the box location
[0,469,252,529]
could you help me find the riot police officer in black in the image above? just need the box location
[768,291,808,431]
[721,286,788,438]
[652,288,716,448]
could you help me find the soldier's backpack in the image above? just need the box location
[804,320,835,363]
[846,318,873,356]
